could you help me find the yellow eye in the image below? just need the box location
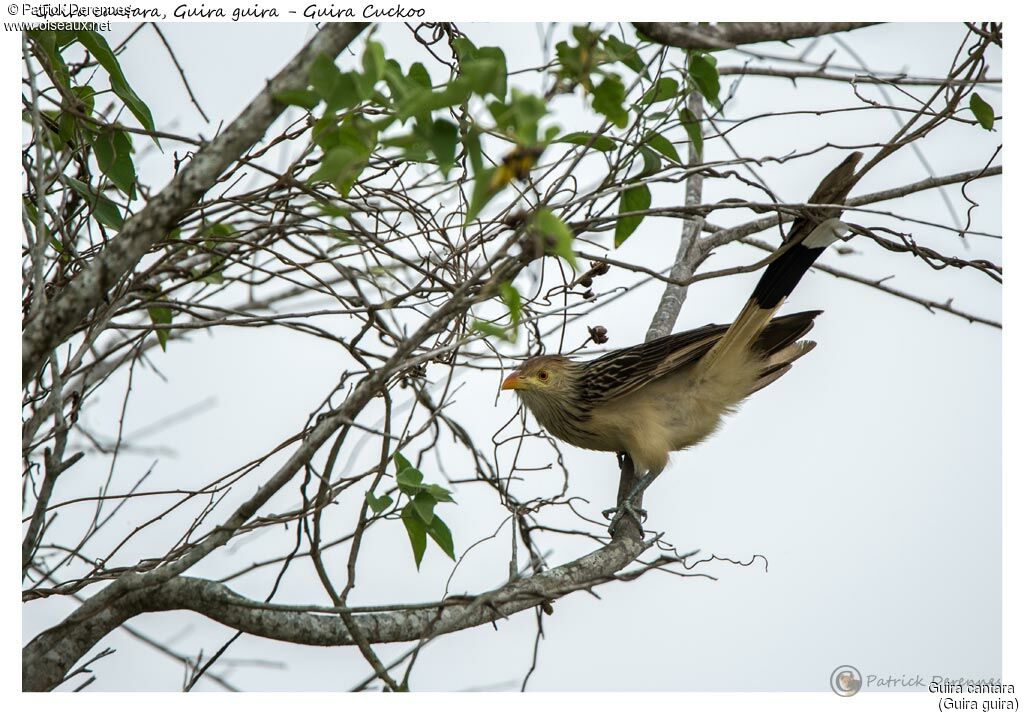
[538,370,549,382]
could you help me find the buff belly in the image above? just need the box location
[581,350,765,476]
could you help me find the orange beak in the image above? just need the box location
[501,371,523,391]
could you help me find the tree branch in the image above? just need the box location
[23,534,647,691]
[699,165,1001,253]
[21,22,369,387]
[716,65,1002,86]
[740,237,1001,329]
[20,23,999,693]
[21,212,585,690]
[646,92,705,342]
[634,22,880,51]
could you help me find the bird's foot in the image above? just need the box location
[602,502,647,534]
[602,470,661,535]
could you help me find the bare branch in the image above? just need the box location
[646,91,705,342]
[23,535,648,691]
[634,22,880,51]
[21,22,369,386]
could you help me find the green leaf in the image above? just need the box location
[689,52,721,109]
[28,31,71,90]
[428,118,458,177]
[555,40,587,86]
[464,128,483,173]
[397,79,473,120]
[493,90,548,145]
[381,60,410,105]
[472,319,512,342]
[146,304,172,351]
[407,62,432,89]
[310,55,362,111]
[476,47,508,99]
[969,93,995,131]
[362,40,386,83]
[555,131,616,152]
[315,201,350,219]
[460,57,503,98]
[52,29,76,47]
[499,282,522,328]
[394,452,413,473]
[639,77,680,105]
[310,54,344,100]
[354,41,386,98]
[72,84,97,114]
[424,483,455,503]
[311,116,378,194]
[333,72,363,109]
[51,110,76,147]
[426,515,456,561]
[311,145,365,195]
[93,129,136,198]
[74,30,158,145]
[466,167,497,223]
[384,131,430,162]
[334,77,363,111]
[452,38,505,94]
[199,222,235,238]
[637,145,662,178]
[400,503,428,568]
[455,44,508,99]
[274,89,320,110]
[571,24,599,45]
[452,36,479,62]
[412,492,438,524]
[615,184,652,247]
[396,465,425,495]
[680,107,703,155]
[365,490,393,514]
[592,75,629,128]
[311,114,341,150]
[65,177,123,230]
[603,35,646,75]
[644,130,680,163]
[532,209,578,270]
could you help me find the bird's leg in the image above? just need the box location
[602,469,660,534]
[602,499,646,534]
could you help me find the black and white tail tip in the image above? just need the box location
[750,218,850,309]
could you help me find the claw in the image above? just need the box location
[603,502,648,534]
[603,468,661,535]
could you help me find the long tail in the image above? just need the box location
[699,217,849,374]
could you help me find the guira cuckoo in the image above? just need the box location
[501,158,858,529]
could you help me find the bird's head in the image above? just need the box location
[501,355,575,397]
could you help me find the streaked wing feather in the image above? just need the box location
[578,322,728,405]
[577,310,822,406]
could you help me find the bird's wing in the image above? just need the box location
[577,311,822,406]
[577,323,728,405]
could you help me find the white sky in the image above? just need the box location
[19,21,1003,692]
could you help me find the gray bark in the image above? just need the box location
[23,538,645,691]
[646,92,705,342]
[634,22,880,51]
